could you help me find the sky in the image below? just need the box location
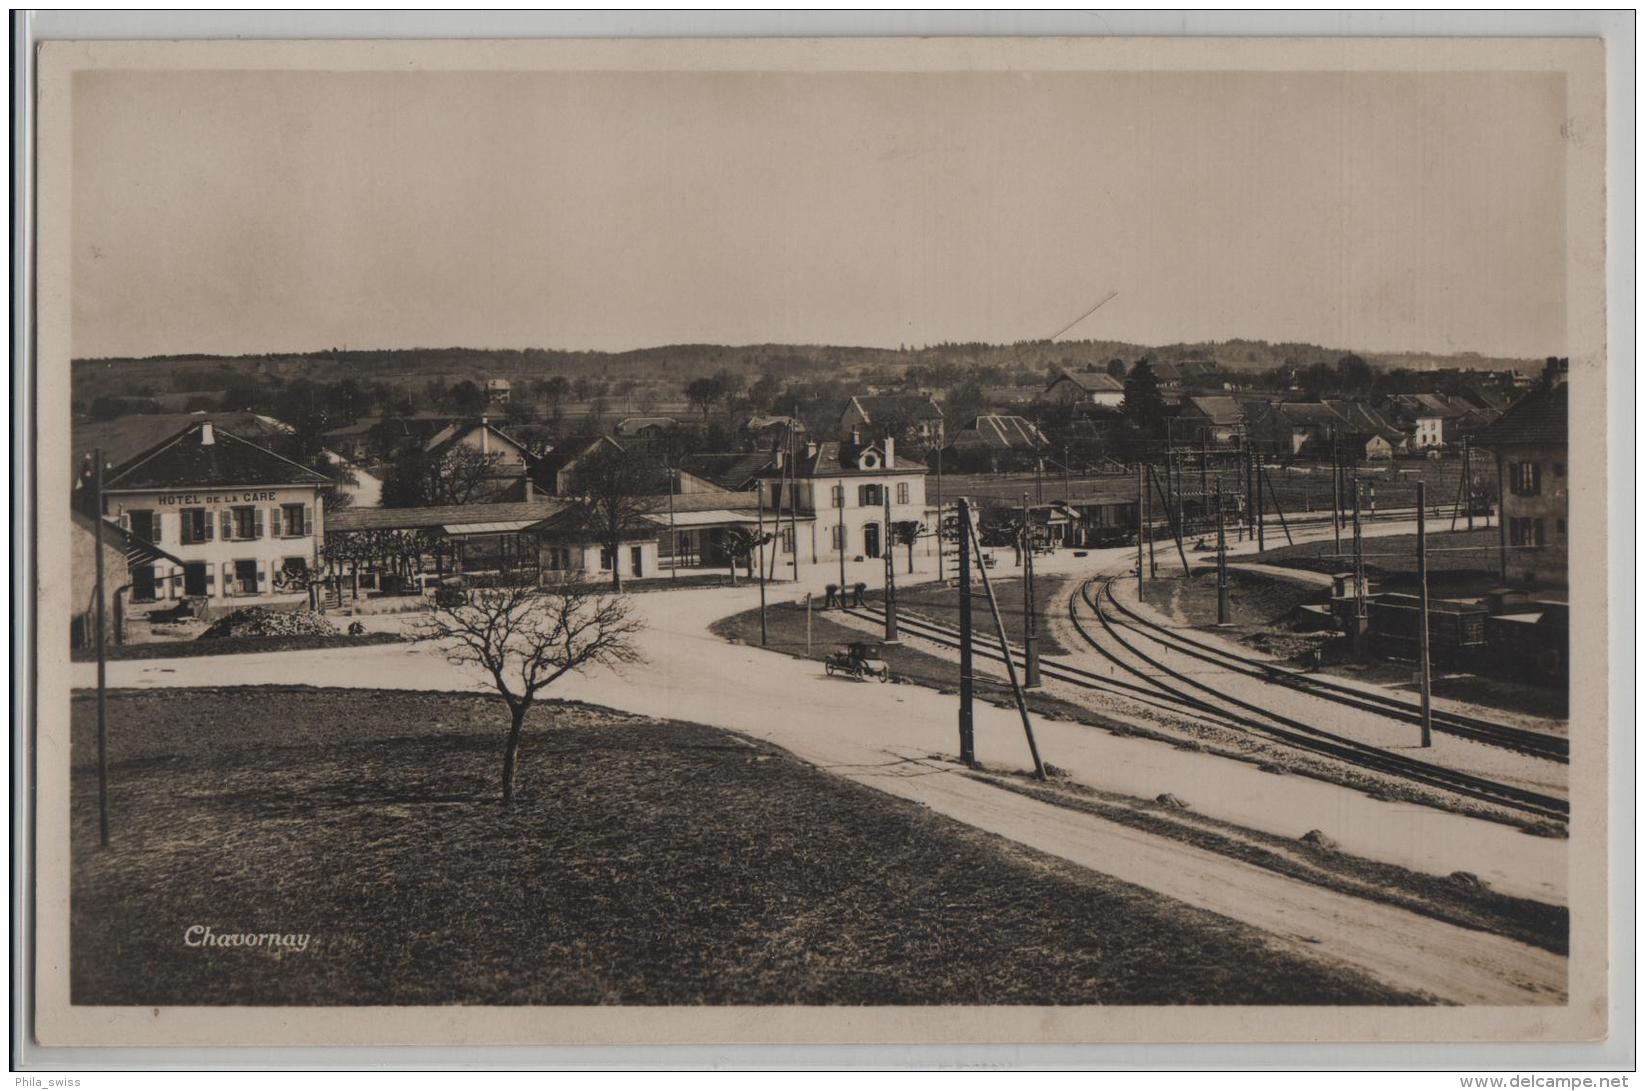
[71,67,1568,360]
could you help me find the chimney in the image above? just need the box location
[199,421,215,446]
[850,428,861,446]
[805,441,819,460]
[883,436,895,469]
[524,476,534,502]
[480,416,490,454]
[774,450,785,469]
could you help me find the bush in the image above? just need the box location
[199,607,339,641]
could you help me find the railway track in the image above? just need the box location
[1097,583,1568,763]
[839,604,1232,725]
[1073,579,1568,822]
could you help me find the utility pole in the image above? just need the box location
[666,462,678,580]
[967,511,1047,780]
[787,420,800,582]
[756,484,768,645]
[956,497,976,766]
[934,442,945,582]
[1331,442,1341,557]
[882,484,898,643]
[1145,458,1157,577]
[1417,480,1433,748]
[94,449,110,848]
[1215,478,1230,625]
[836,479,847,607]
[1255,449,1266,552]
[1135,461,1145,596]
[1464,436,1474,531]
[1021,493,1040,688]
[1351,476,1367,649]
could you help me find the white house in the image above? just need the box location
[755,437,930,564]
[96,420,333,605]
[1043,370,1125,408]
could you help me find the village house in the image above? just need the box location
[754,436,930,564]
[1043,370,1125,409]
[944,414,1048,472]
[70,509,184,648]
[94,419,332,605]
[1476,362,1568,589]
[526,435,625,496]
[484,378,512,407]
[839,394,946,449]
[1174,395,1246,446]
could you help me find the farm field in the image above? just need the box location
[70,687,1420,1006]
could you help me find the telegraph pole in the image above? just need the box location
[956,497,976,766]
[1145,459,1157,577]
[756,484,769,645]
[1351,476,1367,649]
[882,485,898,643]
[1255,449,1266,552]
[934,442,945,582]
[1417,481,1433,747]
[1331,441,1342,556]
[93,449,110,847]
[1135,462,1146,596]
[787,420,799,581]
[1021,493,1040,688]
[1215,478,1230,626]
[666,462,677,580]
[836,480,847,607]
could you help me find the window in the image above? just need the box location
[1509,461,1542,497]
[599,547,615,571]
[1508,518,1547,548]
[896,482,910,505]
[769,482,783,509]
[780,525,795,554]
[281,503,307,537]
[129,509,159,543]
[179,507,212,545]
[276,557,307,591]
[858,484,882,507]
[234,559,259,595]
[232,506,261,541]
[831,524,844,551]
[831,484,844,508]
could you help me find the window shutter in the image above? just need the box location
[270,506,283,538]
[257,561,268,590]
[1532,463,1542,495]
[255,508,266,539]
[219,510,232,540]
[222,562,235,596]
[303,505,313,536]
[150,514,161,544]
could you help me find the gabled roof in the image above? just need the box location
[1047,371,1124,394]
[72,509,185,569]
[615,415,679,435]
[757,440,925,480]
[103,420,331,492]
[676,451,777,491]
[529,435,623,482]
[423,419,530,458]
[1179,395,1244,425]
[952,414,1048,451]
[327,499,568,534]
[1473,381,1567,450]
[843,394,945,422]
[75,410,291,470]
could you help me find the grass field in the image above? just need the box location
[71,687,1421,1006]
[71,631,404,663]
[890,574,1072,656]
[1250,528,1505,596]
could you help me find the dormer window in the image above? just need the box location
[858,450,880,470]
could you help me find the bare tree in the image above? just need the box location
[415,575,644,803]
[384,444,508,508]
[893,519,924,574]
[565,443,658,590]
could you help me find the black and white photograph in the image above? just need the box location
[22,30,1620,1058]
